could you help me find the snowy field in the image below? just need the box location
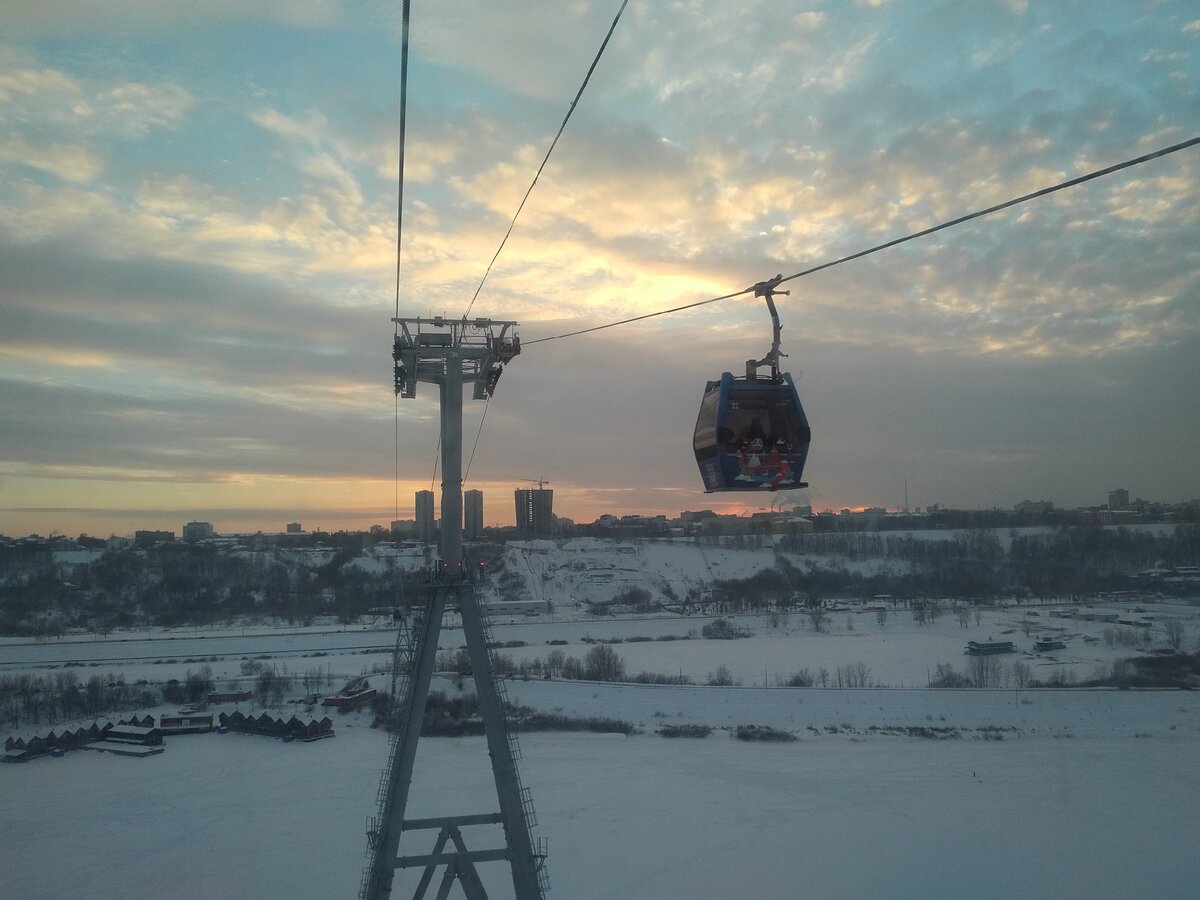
[4,598,1198,692]
[3,710,1198,899]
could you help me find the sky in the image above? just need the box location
[0,0,1198,538]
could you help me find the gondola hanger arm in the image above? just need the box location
[748,274,789,379]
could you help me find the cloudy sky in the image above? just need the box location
[1,0,1198,537]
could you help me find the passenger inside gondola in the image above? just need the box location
[735,436,766,480]
[734,419,769,480]
[764,438,793,488]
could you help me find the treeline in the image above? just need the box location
[0,543,410,635]
[928,651,1200,690]
[3,525,1196,634]
[1,671,159,731]
[436,644,647,684]
[434,644,880,691]
[700,525,1199,612]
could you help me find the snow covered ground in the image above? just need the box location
[4,534,1198,898]
[3,633,1199,898]
[3,709,1198,899]
[5,597,1197,694]
[504,678,1200,737]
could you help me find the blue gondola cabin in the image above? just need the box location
[693,371,811,492]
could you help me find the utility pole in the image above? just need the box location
[361,316,545,900]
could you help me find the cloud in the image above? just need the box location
[100,82,193,137]
[0,1,349,37]
[0,59,192,139]
[1,1,1197,537]
[0,137,102,182]
[250,108,327,146]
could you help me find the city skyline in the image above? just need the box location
[5,481,1192,541]
[1,2,1198,538]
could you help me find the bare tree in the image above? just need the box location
[834,662,871,688]
[876,608,887,626]
[1164,619,1185,651]
[255,668,275,704]
[956,605,970,628]
[783,668,815,687]
[1011,660,1033,689]
[583,644,625,682]
[849,661,871,687]
[966,654,1005,688]
[707,664,736,686]
[930,663,969,688]
[808,606,827,633]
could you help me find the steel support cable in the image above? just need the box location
[430,436,440,494]
[394,394,401,524]
[393,0,413,524]
[375,11,414,897]
[454,0,630,500]
[394,0,411,328]
[462,0,631,321]
[463,397,491,485]
[392,1,444,510]
[772,134,1200,291]
[523,286,753,346]
[524,134,1200,347]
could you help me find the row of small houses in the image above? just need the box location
[217,710,335,741]
[4,711,333,763]
[5,716,164,761]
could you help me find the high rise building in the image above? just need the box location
[464,490,484,540]
[1108,488,1130,510]
[514,488,553,538]
[182,521,214,543]
[415,490,436,543]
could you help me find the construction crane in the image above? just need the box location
[520,478,551,490]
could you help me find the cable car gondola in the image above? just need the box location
[693,276,811,493]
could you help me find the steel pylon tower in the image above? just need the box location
[361,316,545,900]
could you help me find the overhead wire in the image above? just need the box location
[462,0,631,321]
[393,0,412,525]
[463,397,491,484]
[455,0,631,492]
[429,436,440,495]
[524,134,1200,347]
[393,0,411,330]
